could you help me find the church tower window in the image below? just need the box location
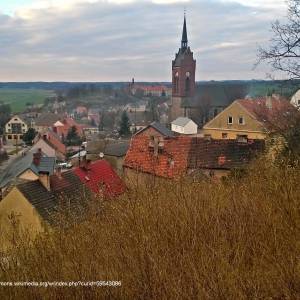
[185,71,190,93]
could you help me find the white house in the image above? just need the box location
[5,115,28,142]
[171,117,198,135]
[290,89,300,108]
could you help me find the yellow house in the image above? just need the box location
[203,97,289,140]
[0,170,89,251]
[5,115,28,143]
[0,186,45,251]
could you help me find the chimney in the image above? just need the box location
[56,167,62,179]
[154,137,159,156]
[80,155,92,170]
[39,171,51,191]
[33,151,42,166]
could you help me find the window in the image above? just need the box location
[174,72,179,93]
[185,77,190,92]
[204,134,212,141]
[8,135,12,140]
[238,116,245,125]
[237,135,248,143]
[297,99,300,106]
[222,133,228,139]
[228,116,233,124]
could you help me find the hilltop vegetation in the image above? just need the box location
[0,89,54,113]
[0,159,299,299]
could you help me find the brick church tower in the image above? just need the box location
[170,15,196,121]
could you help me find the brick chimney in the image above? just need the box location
[33,149,42,166]
[55,167,62,179]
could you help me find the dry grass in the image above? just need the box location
[0,160,300,299]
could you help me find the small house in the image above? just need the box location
[171,117,198,135]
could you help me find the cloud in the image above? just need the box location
[0,0,287,81]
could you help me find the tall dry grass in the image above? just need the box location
[0,159,300,299]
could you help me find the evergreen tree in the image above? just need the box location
[119,111,130,136]
[22,128,37,145]
[66,126,81,146]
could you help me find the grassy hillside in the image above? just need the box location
[0,159,299,299]
[0,89,55,113]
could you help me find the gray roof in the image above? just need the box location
[171,117,193,127]
[183,82,249,108]
[34,113,62,127]
[0,154,55,188]
[104,142,129,157]
[150,122,174,137]
[17,171,89,225]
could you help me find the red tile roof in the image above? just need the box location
[124,135,192,179]
[53,117,84,138]
[73,160,126,197]
[124,128,265,179]
[45,131,67,155]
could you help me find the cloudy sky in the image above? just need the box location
[0,0,287,82]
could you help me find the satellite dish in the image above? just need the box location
[99,152,104,159]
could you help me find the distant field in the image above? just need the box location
[0,89,55,113]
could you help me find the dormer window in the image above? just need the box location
[228,116,233,124]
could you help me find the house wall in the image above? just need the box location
[171,123,184,134]
[172,121,197,135]
[34,125,48,134]
[203,101,266,139]
[124,167,167,187]
[5,116,28,142]
[0,188,44,251]
[203,128,266,140]
[19,169,39,181]
[183,121,197,134]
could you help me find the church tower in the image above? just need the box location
[170,15,196,121]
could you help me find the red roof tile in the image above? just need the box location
[124,127,265,178]
[53,117,84,138]
[45,131,67,155]
[124,135,191,179]
[73,160,126,197]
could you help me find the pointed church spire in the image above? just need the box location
[181,13,188,49]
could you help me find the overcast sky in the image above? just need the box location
[0,0,288,82]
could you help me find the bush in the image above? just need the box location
[0,159,300,299]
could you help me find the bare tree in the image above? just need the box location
[257,0,300,80]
